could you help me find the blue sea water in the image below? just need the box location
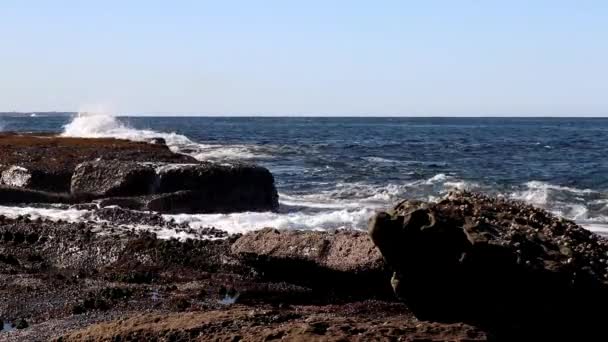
[2,115,608,234]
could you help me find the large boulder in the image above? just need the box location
[231,228,391,298]
[369,191,608,339]
[154,163,279,213]
[71,160,157,197]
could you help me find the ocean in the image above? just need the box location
[2,115,608,236]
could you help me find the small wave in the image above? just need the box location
[507,180,608,228]
[192,144,270,161]
[524,181,595,195]
[444,181,478,190]
[424,173,448,184]
[581,223,608,236]
[362,156,401,164]
[510,181,596,207]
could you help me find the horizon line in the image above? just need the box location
[1,111,607,118]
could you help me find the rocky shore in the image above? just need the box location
[0,133,278,213]
[2,133,608,341]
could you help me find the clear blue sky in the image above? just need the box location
[1,0,606,116]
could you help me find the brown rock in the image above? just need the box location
[0,133,195,192]
[232,228,391,298]
[56,303,487,341]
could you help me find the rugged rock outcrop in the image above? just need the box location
[0,133,280,214]
[0,210,485,341]
[155,163,279,213]
[71,160,157,197]
[0,133,195,192]
[89,162,279,213]
[369,191,608,340]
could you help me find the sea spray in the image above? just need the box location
[62,112,193,146]
[61,112,264,160]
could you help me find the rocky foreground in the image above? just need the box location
[2,134,608,341]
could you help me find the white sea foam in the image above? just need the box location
[192,144,270,161]
[444,181,478,191]
[164,207,377,235]
[513,181,595,205]
[62,113,194,146]
[0,205,89,222]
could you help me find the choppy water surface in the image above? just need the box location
[2,115,608,235]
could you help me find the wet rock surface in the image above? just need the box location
[369,191,608,340]
[71,160,157,197]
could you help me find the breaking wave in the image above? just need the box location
[61,113,267,161]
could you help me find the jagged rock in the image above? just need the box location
[369,191,608,339]
[71,160,157,197]
[231,228,391,297]
[1,165,32,187]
